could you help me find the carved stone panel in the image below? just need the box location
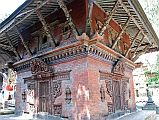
[107,102,113,114]
[52,81,62,99]
[105,80,113,97]
[121,78,129,110]
[99,72,113,98]
[53,104,62,116]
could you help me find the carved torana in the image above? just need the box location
[31,58,49,74]
[112,60,125,75]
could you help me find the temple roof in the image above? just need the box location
[0,0,158,62]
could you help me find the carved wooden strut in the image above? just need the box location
[57,0,79,36]
[99,0,119,35]
[36,10,57,47]
[5,32,22,60]
[112,16,132,49]
[15,26,32,57]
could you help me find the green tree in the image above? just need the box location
[144,53,159,85]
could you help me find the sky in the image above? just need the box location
[0,0,26,21]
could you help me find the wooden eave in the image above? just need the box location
[0,0,158,62]
[95,0,159,54]
[0,0,73,52]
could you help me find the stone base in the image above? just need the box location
[142,103,157,110]
[106,111,125,120]
[33,112,64,120]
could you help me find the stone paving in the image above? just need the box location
[0,113,64,120]
[0,110,157,120]
[0,114,37,120]
[110,110,156,120]
[156,114,159,120]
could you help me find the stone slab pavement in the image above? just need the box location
[155,114,159,120]
[110,110,156,120]
[0,110,156,120]
[0,114,39,120]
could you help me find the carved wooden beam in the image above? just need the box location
[99,0,119,35]
[0,43,13,51]
[36,10,56,47]
[118,0,151,45]
[112,16,132,49]
[125,30,141,57]
[57,0,79,35]
[131,35,145,58]
[5,32,22,60]
[15,26,32,57]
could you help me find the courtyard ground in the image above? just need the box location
[0,110,158,120]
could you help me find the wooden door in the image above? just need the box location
[113,80,121,111]
[39,81,49,112]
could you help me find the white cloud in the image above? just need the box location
[0,0,26,20]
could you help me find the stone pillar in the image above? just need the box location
[15,82,23,115]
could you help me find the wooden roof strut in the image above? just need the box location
[15,26,32,57]
[118,0,152,45]
[125,30,141,57]
[131,35,145,58]
[36,10,56,47]
[132,45,149,61]
[5,32,22,60]
[112,16,132,49]
[99,0,119,35]
[57,0,79,36]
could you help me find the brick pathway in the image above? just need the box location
[111,110,155,120]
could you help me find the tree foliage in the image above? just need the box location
[144,54,159,85]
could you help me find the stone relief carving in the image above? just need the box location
[121,79,129,110]
[100,85,105,102]
[53,104,62,116]
[107,102,113,114]
[105,80,113,97]
[52,80,62,99]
